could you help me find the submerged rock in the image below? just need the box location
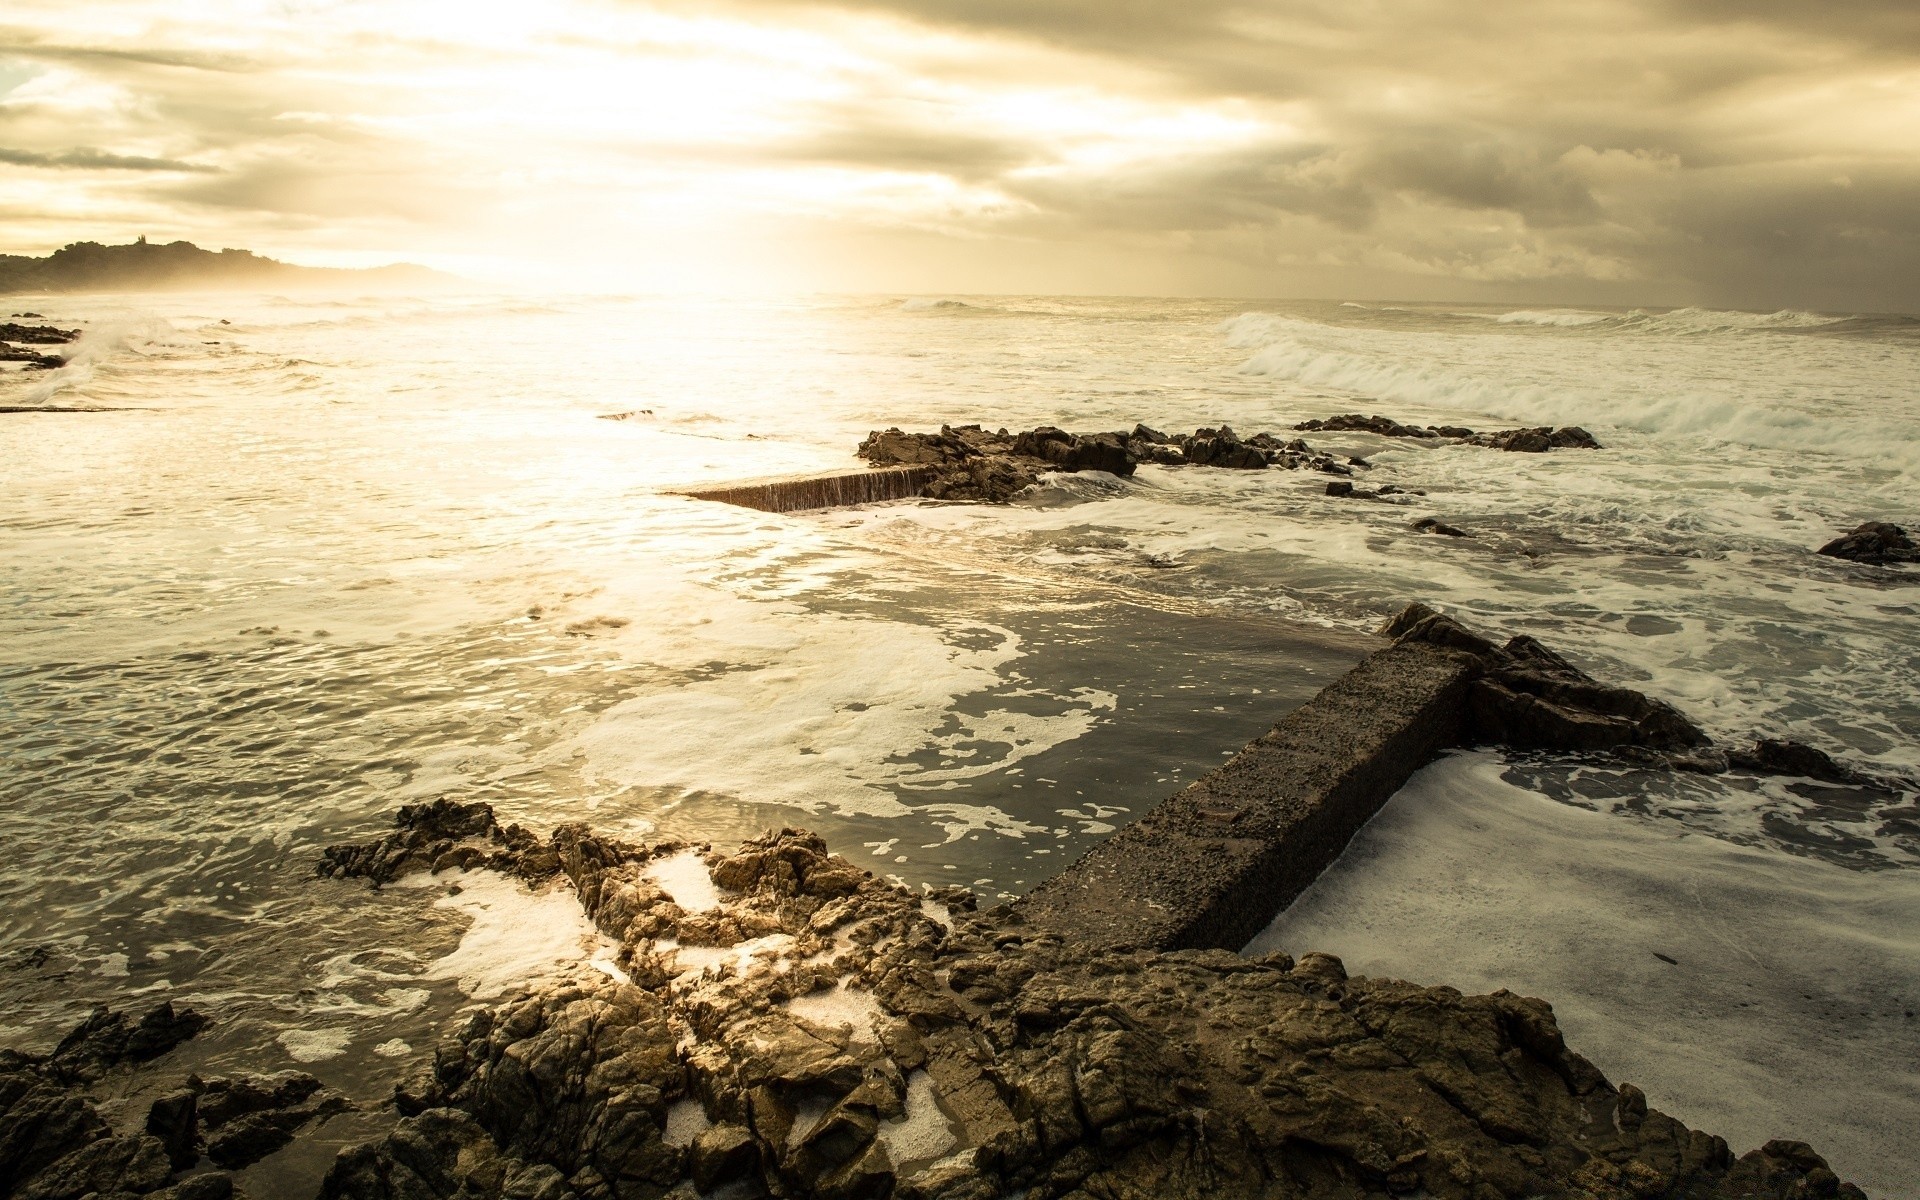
[1817,521,1918,564]
[1291,413,1602,452]
[309,812,1865,1200]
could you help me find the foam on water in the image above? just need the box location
[416,869,620,1000]
[1247,752,1920,1196]
[1222,310,1920,477]
[563,585,1113,835]
[645,850,724,913]
[877,1069,958,1172]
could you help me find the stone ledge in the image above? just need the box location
[1015,638,1481,951]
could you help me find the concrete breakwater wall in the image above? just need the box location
[1014,638,1480,952]
[676,466,938,513]
[1015,602,1719,953]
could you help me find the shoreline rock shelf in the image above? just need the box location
[0,320,77,370]
[674,417,1606,515]
[1,604,1878,1200]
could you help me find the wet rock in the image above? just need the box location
[307,820,1865,1200]
[47,1002,208,1082]
[1817,521,1918,564]
[0,1009,240,1200]
[318,798,549,886]
[1727,739,1855,784]
[857,428,977,467]
[0,345,66,369]
[1465,425,1604,452]
[1181,431,1267,469]
[193,1070,349,1169]
[0,322,79,344]
[1412,516,1471,537]
[1294,413,1447,439]
[145,1089,199,1170]
[1384,603,1712,755]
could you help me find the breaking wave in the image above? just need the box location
[1223,312,1920,475]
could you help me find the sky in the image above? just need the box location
[2,0,1917,307]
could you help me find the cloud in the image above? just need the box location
[0,0,1913,305]
[0,145,215,171]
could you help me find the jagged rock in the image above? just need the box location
[1290,414,1601,452]
[1294,413,1447,439]
[192,1070,349,1169]
[1464,426,1604,452]
[857,428,976,467]
[0,1006,239,1200]
[0,322,79,344]
[1817,521,1918,564]
[1181,430,1267,469]
[690,1123,757,1191]
[145,1089,199,1170]
[317,798,550,885]
[1383,604,1711,755]
[47,1002,208,1082]
[307,812,1863,1200]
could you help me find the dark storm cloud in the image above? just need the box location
[0,145,216,172]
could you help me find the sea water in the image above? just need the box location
[1,293,1914,1192]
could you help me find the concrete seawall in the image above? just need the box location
[676,466,937,513]
[1015,638,1483,951]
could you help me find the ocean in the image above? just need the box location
[2,292,1915,1193]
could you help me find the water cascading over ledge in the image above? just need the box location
[674,465,937,513]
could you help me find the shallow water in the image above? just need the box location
[1,292,1915,1192]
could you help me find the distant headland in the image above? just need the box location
[0,237,451,294]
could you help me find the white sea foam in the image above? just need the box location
[877,1070,958,1172]
[1223,310,1920,476]
[561,584,1111,833]
[278,1027,353,1063]
[1489,309,1611,327]
[421,870,621,1000]
[646,850,723,913]
[1247,753,1920,1196]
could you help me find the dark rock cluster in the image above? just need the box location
[0,321,75,370]
[1294,414,1602,452]
[1383,604,1709,757]
[297,805,1864,1200]
[856,424,1360,503]
[0,999,349,1199]
[1817,521,1917,565]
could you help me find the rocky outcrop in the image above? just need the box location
[317,797,556,885]
[309,812,1865,1200]
[0,1000,334,1199]
[1817,522,1917,565]
[854,424,1361,503]
[0,322,78,345]
[1382,603,1709,756]
[1292,414,1602,452]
